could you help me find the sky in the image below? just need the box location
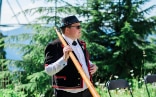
[0,0,156,32]
[0,0,52,31]
[1,0,52,23]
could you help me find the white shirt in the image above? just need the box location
[45,34,90,93]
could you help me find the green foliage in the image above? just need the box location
[0,33,6,64]
[79,0,156,82]
[2,24,55,96]
[0,89,27,97]
[0,70,10,79]
[0,32,9,90]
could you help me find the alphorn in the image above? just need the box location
[54,27,100,97]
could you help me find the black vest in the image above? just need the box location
[44,39,92,89]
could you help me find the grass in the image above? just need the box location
[96,80,156,97]
[0,78,155,97]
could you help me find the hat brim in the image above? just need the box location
[60,21,81,28]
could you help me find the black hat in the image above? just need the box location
[60,15,81,28]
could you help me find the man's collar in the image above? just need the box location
[62,34,77,45]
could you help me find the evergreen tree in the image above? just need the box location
[79,0,156,81]
[0,32,7,88]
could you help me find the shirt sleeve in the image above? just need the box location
[45,57,67,76]
[89,60,94,66]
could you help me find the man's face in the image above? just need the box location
[65,23,81,40]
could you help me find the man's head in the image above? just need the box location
[60,15,81,28]
[60,15,82,40]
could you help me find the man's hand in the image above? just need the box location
[90,64,98,75]
[63,45,72,61]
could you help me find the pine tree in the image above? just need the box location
[0,33,7,88]
[79,0,156,81]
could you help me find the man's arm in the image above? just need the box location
[44,44,72,76]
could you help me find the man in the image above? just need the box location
[44,15,98,97]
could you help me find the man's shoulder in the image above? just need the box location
[44,39,62,52]
[78,39,86,44]
[48,38,61,45]
[45,39,61,49]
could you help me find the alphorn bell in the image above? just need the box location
[54,27,100,97]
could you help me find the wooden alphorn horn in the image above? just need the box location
[54,27,100,97]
